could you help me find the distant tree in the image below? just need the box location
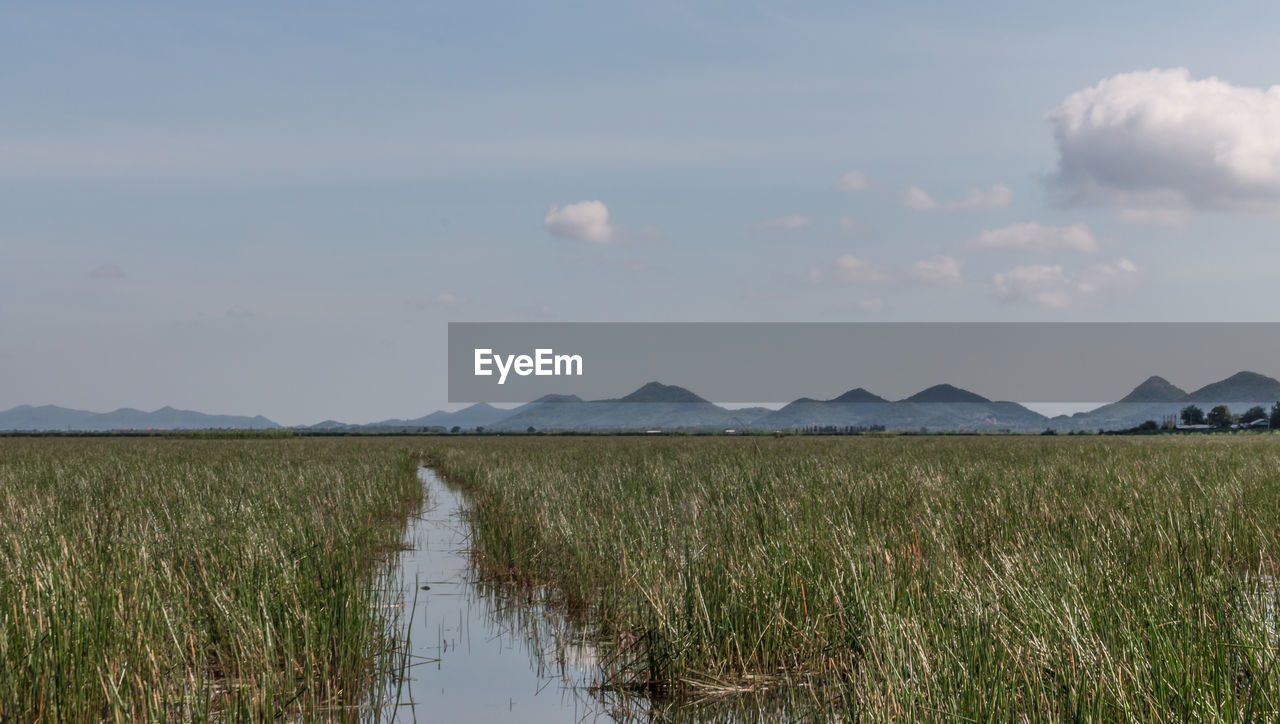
[475,426,485,434]
[1272,402,1280,430]
[1137,420,1159,432]
[527,426,537,433]
[1240,406,1268,425]
[1180,405,1206,426]
[450,426,461,434]
[1207,405,1234,429]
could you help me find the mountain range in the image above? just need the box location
[0,405,279,432]
[4,371,1279,433]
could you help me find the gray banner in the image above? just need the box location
[448,323,1280,403]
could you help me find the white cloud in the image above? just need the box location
[903,184,1012,212]
[902,186,938,211]
[834,170,870,191]
[1047,68,1280,213]
[948,184,1013,210]
[88,264,125,279]
[838,215,860,235]
[543,200,614,243]
[974,222,1098,252]
[907,256,962,284]
[756,213,813,231]
[856,297,884,310]
[834,254,885,283]
[226,305,255,319]
[993,258,1139,308]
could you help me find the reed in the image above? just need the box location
[0,437,423,721]
[426,435,1280,721]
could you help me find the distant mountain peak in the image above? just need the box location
[531,393,583,404]
[829,387,887,404]
[1217,371,1273,385]
[1188,370,1280,402]
[619,382,708,404]
[1118,375,1188,403]
[903,384,990,404]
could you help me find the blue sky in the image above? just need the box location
[3,2,1280,424]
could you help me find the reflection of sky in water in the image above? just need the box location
[374,469,811,723]
[377,468,614,723]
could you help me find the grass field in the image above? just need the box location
[0,438,422,721]
[426,435,1280,721]
[4,435,1280,721]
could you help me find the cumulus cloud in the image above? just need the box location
[756,213,813,231]
[993,258,1139,308]
[838,215,860,235]
[907,256,962,285]
[974,222,1098,252]
[543,200,614,243]
[88,263,125,279]
[902,184,1012,211]
[1046,68,1280,213]
[834,170,870,191]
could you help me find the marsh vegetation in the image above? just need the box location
[429,435,1280,721]
[4,435,1280,721]
[0,438,422,720]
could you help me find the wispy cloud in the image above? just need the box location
[833,170,870,191]
[974,222,1098,252]
[812,254,961,286]
[406,293,459,311]
[755,213,814,231]
[907,256,962,285]
[902,184,1012,211]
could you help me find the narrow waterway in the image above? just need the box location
[376,467,624,722]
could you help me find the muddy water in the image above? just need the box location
[376,467,625,722]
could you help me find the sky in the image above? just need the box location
[3,1,1280,425]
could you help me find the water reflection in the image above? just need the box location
[373,468,618,722]
[375,468,816,723]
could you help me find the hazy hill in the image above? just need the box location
[1187,371,1280,403]
[903,384,990,404]
[1117,376,1188,403]
[14,370,1280,434]
[1052,371,1280,431]
[760,385,1047,431]
[0,405,279,431]
[616,381,707,404]
[491,383,740,431]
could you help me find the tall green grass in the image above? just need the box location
[427,435,1280,721]
[0,438,422,721]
